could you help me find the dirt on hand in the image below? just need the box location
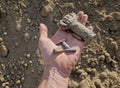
[0,0,120,88]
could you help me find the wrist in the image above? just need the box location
[38,66,69,88]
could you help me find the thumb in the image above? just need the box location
[39,23,48,38]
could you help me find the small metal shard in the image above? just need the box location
[53,47,76,53]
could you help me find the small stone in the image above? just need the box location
[111,60,117,68]
[105,57,111,63]
[82,55,89,59]
[32,35,37,40]
[24,63,28,67]
[40,0,55,17]
[77,69,84,74]
[80,72,88,80]
[94,79,103,88]
[27,18,31,23]
[104,52,110,57]
[16,18,22,30]
[3,32,7,36]
[19,1,27,8]
[91,68,97,75]
[16,80,21,84]
[2,83,6,87]
[29,60,33,64]
[24,33,30,42]
[1,64,5,70]
[0,37,3,43]
[36,48,41,58]
[20,61,24,64]
[100,64,107,70]
[90,61,96,68]
[21,77,24,81]
[5,86,9,88]
[26,53,30,58]
[24,53,31,58]
[31,69,34,73]
[79,78,93,88]
[85,68,91,73]
[98,55,105,61]
[0,73,4,82]
[100,72,107,79]
[111,41,118,50]
[0,44,9,57]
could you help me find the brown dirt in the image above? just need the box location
[0,0,120,88]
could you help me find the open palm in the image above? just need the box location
[38,11,93,75]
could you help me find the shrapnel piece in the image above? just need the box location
[53,46,64,53]
[53,47,76,53]
[58,13,96,44]
[53,39,76,53]
[56,39,70,49]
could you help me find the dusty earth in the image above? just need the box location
[0,0,120,88]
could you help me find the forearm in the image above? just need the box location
[38,66,69,88]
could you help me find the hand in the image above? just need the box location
[38,11,93,76]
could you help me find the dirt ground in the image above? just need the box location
[0,0,120,88]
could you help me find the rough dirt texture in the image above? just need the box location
[0,0,120,88]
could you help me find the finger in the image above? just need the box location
[87,26,93,31]
[39,23,48,39]
[81,14,88,25]
[77,11,84,22]
[77,11,88,25]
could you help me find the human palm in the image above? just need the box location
[39,11,93,75]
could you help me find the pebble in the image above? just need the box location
[1,64,6,70]
[2,83,6,87]
[91,68,97,75]
[77,69,84,74]
[2,82,9,87]
[3,32,7,36]
[88,48,96,54]
[100,64,107,70]
[85,68,91,73]
[31,69,34,73]
[5,86,9,88]
[29,60,33,64]
[24,33,30,42]
[104,52,110,57]
[0,73,4,82]
[90,61,97,68]
[98,55,105,61]
[105,57,111,63]
[111,41,118,50]
[100,72,107,79]
[41,0,55,17]
[0,37,3,43]
[107,71,117,80]
[93,79,103,88]
[36,48,41,58]
[82,55,89,59]
[0,44,8,57]
[80,72,88,80]
[27,18,31,23]
[16,80,21,84]
[19,0,27,8]
[111,60,117,68]
[16,18,22,30]
[21,77,24,81]
[78,78,92,88]
[24,63,28,67]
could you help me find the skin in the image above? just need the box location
[38,11,93,88]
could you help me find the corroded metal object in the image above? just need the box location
[58,13,96,43]
[53,39,76,53]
